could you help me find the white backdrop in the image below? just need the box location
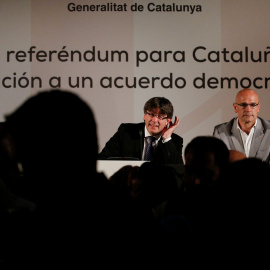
[1,0,270,153]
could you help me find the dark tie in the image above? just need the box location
[145,136,155,161]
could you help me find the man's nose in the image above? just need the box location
[245,105,252,110]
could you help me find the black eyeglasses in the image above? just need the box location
[235,103,259,109]
[145,112,168,120]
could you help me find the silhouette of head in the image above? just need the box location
[5,90,98,179]
[184,136,229,186]
[229,150,246,163]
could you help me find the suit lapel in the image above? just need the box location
[134,123,145,159]
[230,119,245,153]
[249,118,264,157]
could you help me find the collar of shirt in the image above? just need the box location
[236,118,257,131]
[236,118,257,157]
[142,126,161,160]
[144,126,172,143]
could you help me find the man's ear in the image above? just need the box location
[143,114,147,121]
[233,103,238,113]
[166,118,171,125]
[257,102,261,112]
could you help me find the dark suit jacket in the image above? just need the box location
[98,122,183,164]
[213,117,270,162]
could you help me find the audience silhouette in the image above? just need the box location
[1,91,269,265]
[160,136,230,241]
[1,90,130,266]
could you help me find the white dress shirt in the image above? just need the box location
[237,118,257,157]
[142,126,171,160]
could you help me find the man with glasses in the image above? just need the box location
[98,97,183,164]
[213,88,270,162]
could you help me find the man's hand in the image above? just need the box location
[161,116,180,140]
